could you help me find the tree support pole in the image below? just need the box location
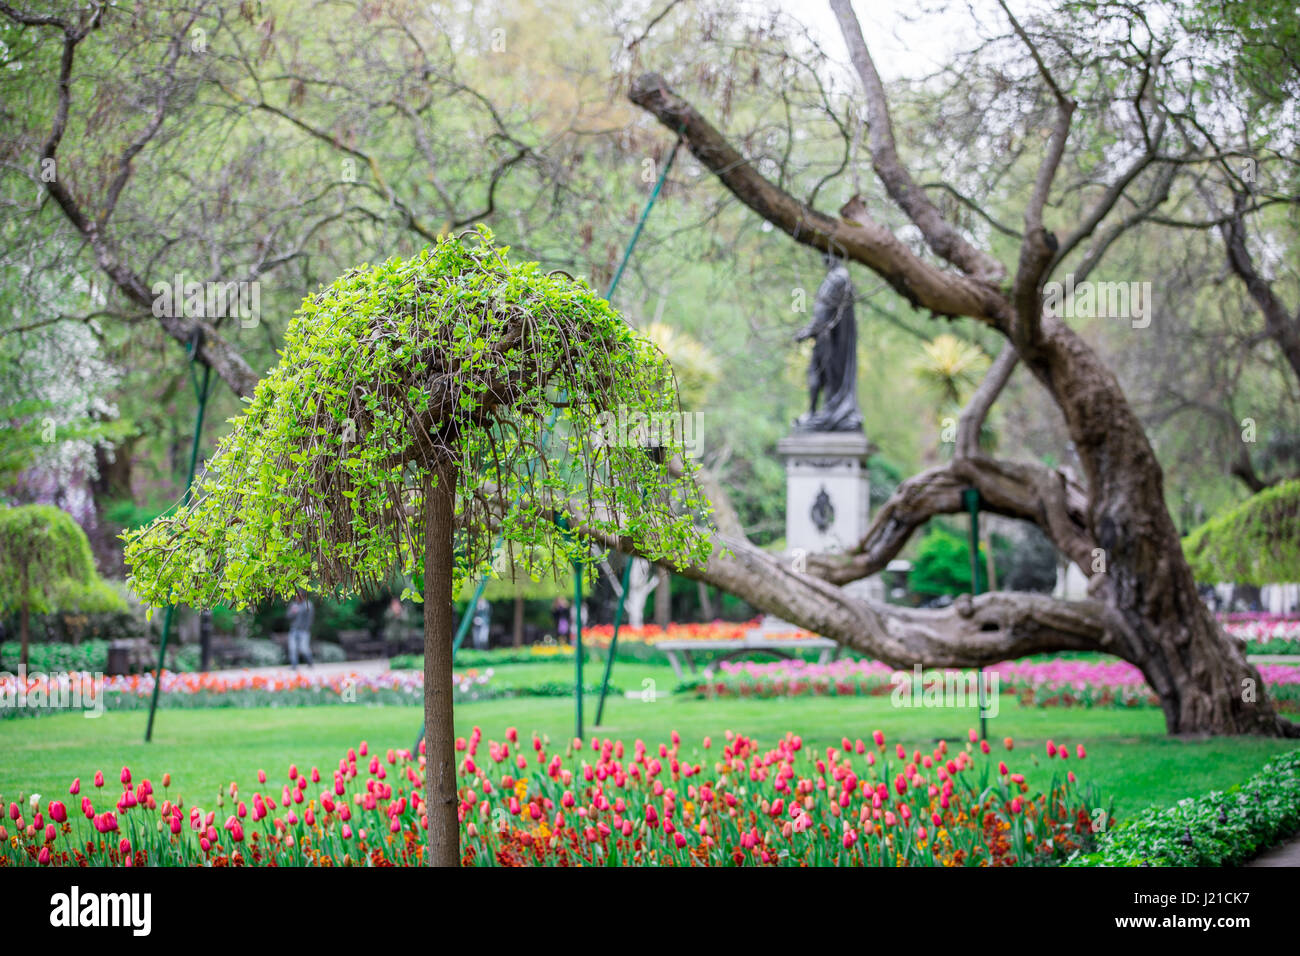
[573,551,584,741]
[964,487,987,742]
[595,557,635,725]
[145,340,211,743]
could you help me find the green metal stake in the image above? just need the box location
[145,351,211,743]
[573,555,584,741]
[595,557,634,725]
[964,487,987,742]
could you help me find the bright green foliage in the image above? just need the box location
[123,228,712,611]
[908,525,986,596]
[1183,479,1300,585]
[0,505,127,617]
[1069,748,1300,866]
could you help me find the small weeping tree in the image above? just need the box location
[0,505,127,670]
[123,228,712,866]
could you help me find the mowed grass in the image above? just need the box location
[2,677,1295,819]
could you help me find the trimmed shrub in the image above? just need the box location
[1068,749,1300,866]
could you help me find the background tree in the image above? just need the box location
[122,230,711,865]
[1185,479,1300,587]
[0,504,127,669]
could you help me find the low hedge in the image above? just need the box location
[1,636,346,674]
[1067,748,1300,866]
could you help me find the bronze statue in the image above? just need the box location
[794,253,864,432]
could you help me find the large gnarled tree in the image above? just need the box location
[618,0,1296,737]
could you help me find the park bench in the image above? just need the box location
[333,629,384,660]
[656,634,840,680]
[105,638,154,676]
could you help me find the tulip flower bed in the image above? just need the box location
[0,728,1106,867]
[682,657,1300,712]
[0,669,495,720]
[583,619,821,647]
[1219,613,1300,655]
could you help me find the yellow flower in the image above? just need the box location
[514,779,528,799]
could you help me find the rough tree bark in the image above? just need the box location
[422,460,460,866]
[654,566,671,629]
[626,4,1296,737]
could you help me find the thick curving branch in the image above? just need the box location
[830,0,1006,285]
[628,73,1008,324]
[2,3,261,398]
[582,515,1107,669]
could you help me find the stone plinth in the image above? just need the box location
[776,431,874,556]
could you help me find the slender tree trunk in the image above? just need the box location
[19,603,30,673]
[697,581,714,621]
[422,460,459,866]
[654,567,671,630]
[512,595,524,648]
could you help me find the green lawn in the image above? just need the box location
[2,686,1294,819]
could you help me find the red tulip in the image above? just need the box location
[69,778,80,796]
[120,767,131,785]
[48,800,67,823]
[93,771,104,788]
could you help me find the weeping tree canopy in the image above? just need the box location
[0,504,127,618]
[122,228,712,611]
[1184,479,1300,586]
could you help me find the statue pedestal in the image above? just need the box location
[777,431,874,556]
[755,430,884,628]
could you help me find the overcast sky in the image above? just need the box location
[774,0,1001,80]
